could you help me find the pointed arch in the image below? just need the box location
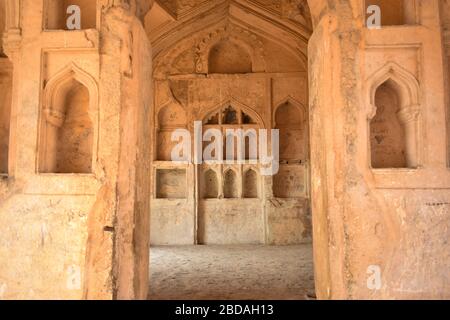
[366,62,420,119]
[43,63,98,119]
[223,168,238,199]
[366,62,421,168]
[275,96,308,162]
[157,101,187,129]
[152,11,310,78]
[243,168,259,199]
[201,97,265,128]
[157,100,187,161]
[203,168,219,199]
[39,63,98,173]
[274,96,307,127]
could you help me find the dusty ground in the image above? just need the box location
[148,245,315,300]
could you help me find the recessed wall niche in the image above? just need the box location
[208,40,252,74]
[223,169,238,199]
[0,59,13,174]
[203,102,260,161]
[273,166,305,198]
[45,0,97,30]
[203,169,219,199]
[275,100,306,162]
[156,169,187,199]
[157,102,187,161]
[243,169,258,198]
[370,80,407,168]
[365,0,417,26]
[39,65,97,174]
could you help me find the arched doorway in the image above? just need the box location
[145,0,315,300]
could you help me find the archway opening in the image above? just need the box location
[147,2,315,301]
[39,77,94,174]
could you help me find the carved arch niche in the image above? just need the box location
[39,64,98,174]
[203,168,219,199]
[196,25,266,74]
[367,63,421,169]
[45,0,97,30]
[202,99,263,161]
[0,1,13,174]
[275,97,308,162]
[273,97,308,199]
[157,101,187,161]
[243,168,259,199]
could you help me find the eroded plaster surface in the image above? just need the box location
[0,0,449,300]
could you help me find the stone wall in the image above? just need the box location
[0,0,153,300]
[309,0,450,299]
[0,0,449,300]
[150,27,312,245]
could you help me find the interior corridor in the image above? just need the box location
[148,245,315,300]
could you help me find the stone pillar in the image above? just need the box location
[83,0,153,300]
[308,0,450,299]
[397,105,420,168]
[307,0,365,299]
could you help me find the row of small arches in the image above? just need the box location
[157,99,307,162]
[203,168,259,199]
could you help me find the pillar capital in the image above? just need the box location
[2,29,22,60]
[397,105,421,124]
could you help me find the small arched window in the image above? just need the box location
[275,100,306,162]
[367,63,421,169]
[223,169,238,199]
[39,65,97,174]
[157,103,187,161]
[243,169,258,199]
[202,101,262,161]
[370,80,408,168]
[203,169,219,199]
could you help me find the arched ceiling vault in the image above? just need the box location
[146,0,312,66]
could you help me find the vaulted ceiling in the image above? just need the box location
[145,0,312,60]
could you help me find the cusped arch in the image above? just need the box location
[43,63,98,125]
[367,62,422,168]
[366,62,421,120]
[40,63,98,174]
[201,98,265,128]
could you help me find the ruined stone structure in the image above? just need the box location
[0,0,449,300]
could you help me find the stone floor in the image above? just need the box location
[148,245,315,300]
